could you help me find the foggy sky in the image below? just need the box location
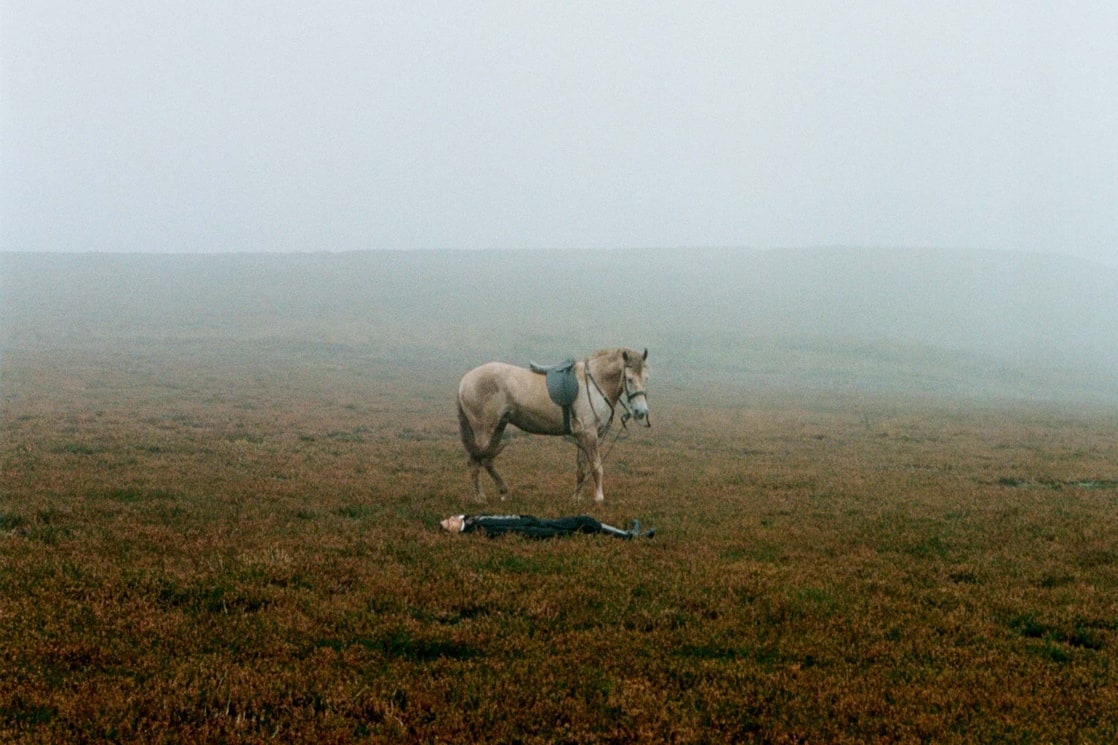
[3,2,1117,264]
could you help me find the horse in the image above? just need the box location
[457,347,650,503]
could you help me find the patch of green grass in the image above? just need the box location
[790,587,839,618]
[905,534,953,561]
[0,512,29,531]
[52,443,100,455]
[95,487,180,503]
[333,503,382,520]
[0,703,57,727]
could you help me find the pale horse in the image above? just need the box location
[456,347,650,502]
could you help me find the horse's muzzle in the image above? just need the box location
[626,387,650,427]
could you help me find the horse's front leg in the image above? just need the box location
[589,446,605,502]
[576,435,605,503]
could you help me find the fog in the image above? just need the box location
[3,3,1117,265]
[4,6,1117,402]
[3,249,1116,403]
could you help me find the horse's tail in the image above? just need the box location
[457,398,482,459]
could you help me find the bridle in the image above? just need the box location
[584,355,649,432]
[618,369,649,427]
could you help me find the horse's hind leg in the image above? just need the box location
[482,457,509,499]
[574,448,588,500]
[466,454,508,502]
[460,401,510,502]
[477,415,510,499]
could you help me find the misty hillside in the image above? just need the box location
[2,248,1115,401]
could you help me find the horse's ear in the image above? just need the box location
[622,350,629,363]
[642,348,648,361]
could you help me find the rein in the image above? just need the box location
[582,356,616,436]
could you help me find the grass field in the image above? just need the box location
[3,339,1118,743]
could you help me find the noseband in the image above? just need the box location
[623,375,647,403]
[619,368,648,426]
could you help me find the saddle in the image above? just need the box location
[529,358,579,433]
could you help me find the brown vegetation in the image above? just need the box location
[3,342,1118,743]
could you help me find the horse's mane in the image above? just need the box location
[602,346,646,361]
[589,347,646,376]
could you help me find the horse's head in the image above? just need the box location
[621,348,651,427]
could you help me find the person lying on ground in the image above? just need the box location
[439,513,655,540]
